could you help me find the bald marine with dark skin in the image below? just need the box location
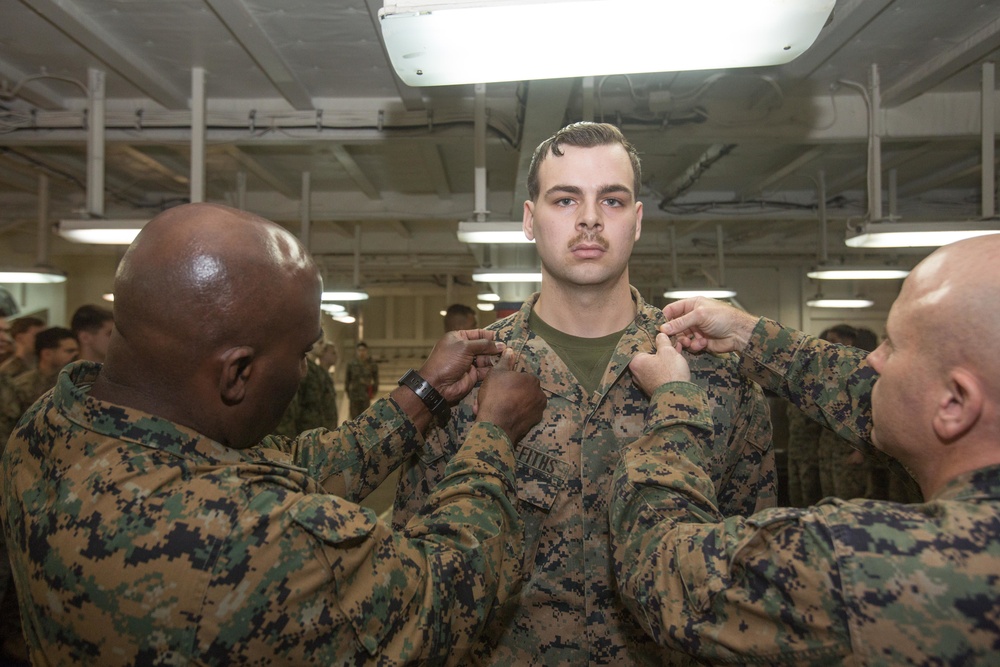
[92,202,541,451]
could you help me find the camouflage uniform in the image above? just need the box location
[1,361,523,665]
[394,289,774,665]
[611,317,1000,664]
[11,367,59,415]
[273,360,340,437]
[346,355,379,419]
[784,401,823,506]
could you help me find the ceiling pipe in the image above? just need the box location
[191,67,206,203]
[87,68,105,218]
[37,173,50,268]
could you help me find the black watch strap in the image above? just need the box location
[397,369,450,423]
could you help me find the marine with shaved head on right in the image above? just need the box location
[612,234,1000,664]
[0,202,545,665]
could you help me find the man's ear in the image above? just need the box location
[933,368,982,443]
[219,346,254,406]
[523,200,535,241]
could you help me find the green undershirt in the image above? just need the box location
[528,310,627,396]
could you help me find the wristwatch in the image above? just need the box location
[397,369,450,423]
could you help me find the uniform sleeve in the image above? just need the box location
[609,382,852,664]
[205,421,523,665]
[262,395,423,502]
[738,317,876,447]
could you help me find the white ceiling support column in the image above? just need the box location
[982,61,996,219]
[817,170,828,264]
[445,274,454,309]
[37,173,50,266]
[87,67,105,217]
[300,171,311,249]
[190,67,207,203]
[869,64,883,222]
[888,169,898,218]
[473,83,488,223]
[236,171,247,210]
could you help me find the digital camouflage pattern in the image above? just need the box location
[273,360,339,437]
[1,361,523,665]
[611,317,1000,665]
[394,289,774,665]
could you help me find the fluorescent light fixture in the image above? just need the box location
[102,293,114,302]
[477,302,495,311]
[477,291,501,302]
[845,221,1000,248]
[333,314,357,324]
[320,303,347,314]
[457,222,532,244]
[379,0,835,86]
[472,269,543,283]
[57,219,147,245]
[806,295,874,309]
[807,266,910,280]
[663,287,737,299]
[321,290,369,301]
[0,266,67,284]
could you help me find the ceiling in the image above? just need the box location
[1,0,998,296]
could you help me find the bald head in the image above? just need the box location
[96,203,323,448]
[903,235,1000,374]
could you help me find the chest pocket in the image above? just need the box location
[513,444,570,580]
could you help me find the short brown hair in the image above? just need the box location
[526,122,642,202]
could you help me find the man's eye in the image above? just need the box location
[603,198,623,207]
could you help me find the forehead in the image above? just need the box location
[538,143,634,190]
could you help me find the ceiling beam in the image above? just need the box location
[331,145,380,200]
[882,14,1000,107]
[898,153,988,197]
[203,0,314,110]
[511,78,576,216]
[0,57,65,109]
[219,145,297,199]
[779,0,897,81]
[390,220,412,239]
[111,145,189,187]
[420,144,452,200]
[0,161,41,193]
[18,0,188,109]
[825,143,936,196]
[738,147,825,199]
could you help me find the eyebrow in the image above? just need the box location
[544,183,633,199]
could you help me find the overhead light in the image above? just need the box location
[477,291,501,302]
[806,295,874,309]
[320,303,347,314]
[663,225,736,301]
[379,0,835,86]
[0,266,67,284]
[321,290,369,301]
[845,221,1000,248]
[472,269,542,283]
[57,218,147,244]
[477,302,495,312]
[102,293,114,302]
[663,287,737,299]
[457,222,532,244]
[333,314,357,324]
[807,266,910,280]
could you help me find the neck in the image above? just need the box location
[534,277,635,337]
